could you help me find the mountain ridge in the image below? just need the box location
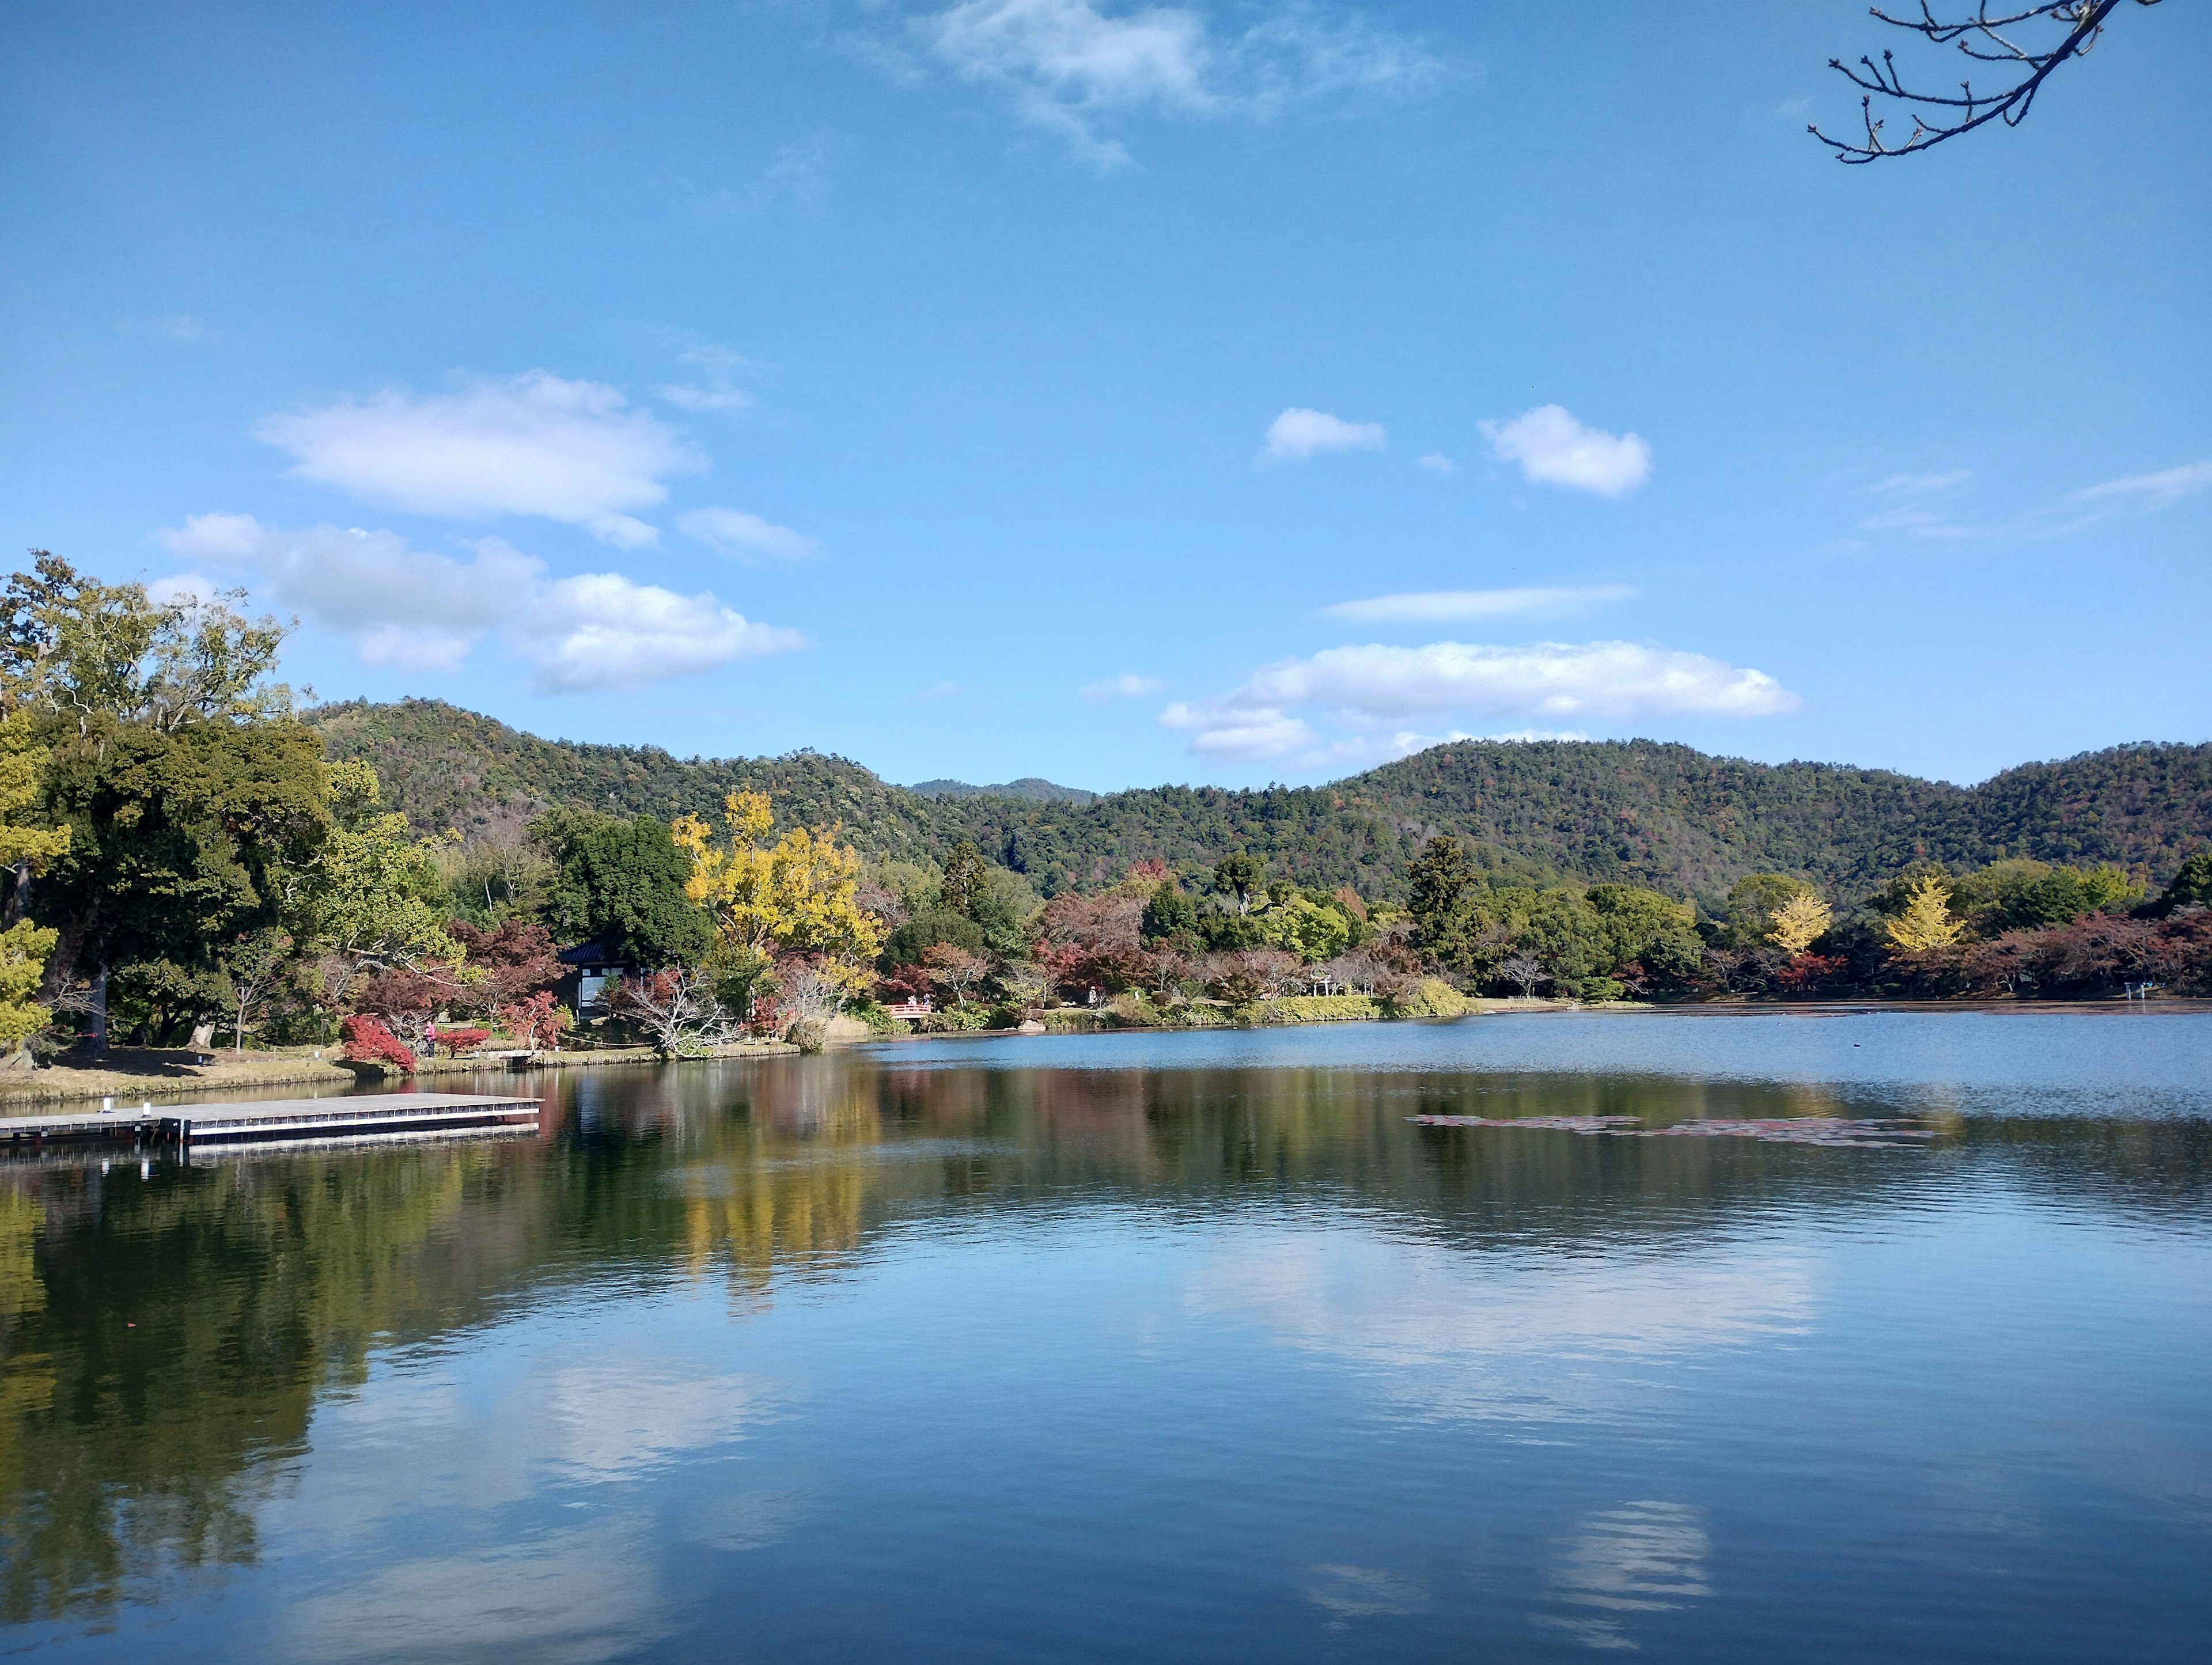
[304,699,2212,908]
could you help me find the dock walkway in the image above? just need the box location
[1,1093,540,1150]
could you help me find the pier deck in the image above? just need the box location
[1,1093,540,1150]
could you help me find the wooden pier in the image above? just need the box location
[0,1093,540,1152]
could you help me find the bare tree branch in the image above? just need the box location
[1811,0,2160,162]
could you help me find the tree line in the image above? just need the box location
[6,552,2206,1071]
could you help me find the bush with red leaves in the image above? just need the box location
[434,1026,491,1056]
[340,1013,417,1074]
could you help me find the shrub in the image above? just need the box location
[1382,977,1468,1018]
[435,1025,491,1056]
[340,1013,416,1074]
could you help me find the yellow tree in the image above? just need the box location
[0,712,70,1050]
[673,791,883,992]
[1886,873,1964,952]
[1767,892,1834,957]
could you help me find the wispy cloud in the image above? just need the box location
[1853,457,2209,545]
[1416,452,1457,475]
[1161,638,1797,763]
[1080,672,1166,701]
[122,313,213,344]
[2067,458,2212,514]
[658,342,754,411]
[907,0,1438,168]
[914,680,961,700]
[1482,405,1652,497]
[1323,585,1634,624]
[1261,407,1385,465]
[1857,505,1982,540]
[1868,469,1971,496]
[256,372,702,547]
[678,507,821,561]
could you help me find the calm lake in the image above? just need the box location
[4,1010,2209,1662]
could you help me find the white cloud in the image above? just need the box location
[1162,638,1797,763]
[1239,640,1797,720]
[2067,458,2212,513]
[122,313,212,344]
[255,372,702,546]
[658,384,752,412]
[158,511,804,688]
[1160,703,1318,761]
[512,572,805,693]
[157,511,545,671]
[1857,505,1980,539]
[911,0,1435,166]
[915,680,961,700]
[1481,404,1652,496]
[1324,585,1635,624]
[1416,452,1458,474]
[1261,407,1386,465]
[677,507,821,561]
[1869,469,1971,496]
[1080,672,1166,701]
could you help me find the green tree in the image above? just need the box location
[1407,835,1476,967]
[532,807,714,969]
[1141,879,1199,945]
[2163,850,2212,909]
[1586,883,1703,983]
[1257,892,1356,962]
[36,718,332,1049]
[938,839,988,917]
[880,908,986,969]
[298,760,461,1011]
[1213,851,1264,914]
[2,553,294,735]
[1719,873,1816,949]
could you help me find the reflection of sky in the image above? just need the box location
[1533,1500,1711,1651]
[245,1297,785,1664]
[875,1010,2212,1118]
[1190,1228,1817,1427]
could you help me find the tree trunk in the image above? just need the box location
[90,962,109,1055]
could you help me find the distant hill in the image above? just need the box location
[305,699,2212,908]
[910,777,1099,804]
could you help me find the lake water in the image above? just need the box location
[3,1010,2209,1662]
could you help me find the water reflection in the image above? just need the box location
[1535,1500,1712,1651]
[0,1017,2208,1660]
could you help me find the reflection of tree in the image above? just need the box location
[0,1150,485,1622]
[5,1051,2208,1625]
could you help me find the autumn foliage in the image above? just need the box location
[340,1013,416,1074]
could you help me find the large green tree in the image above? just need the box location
[532,808,713,969]
[35,719,331,1047]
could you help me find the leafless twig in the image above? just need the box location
[1812,1,2159,162]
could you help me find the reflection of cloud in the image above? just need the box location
[1533,1501,1710,1651]
[285,1518,668,1665]
[681,1490,806,1552]
[1192,1232,1816,1424]
[1305,1562,1429,1620]
[543,1361,766,1483]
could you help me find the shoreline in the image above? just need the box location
[6,995,2199,1108]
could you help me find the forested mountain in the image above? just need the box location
[910,777,1099,803]
[306,700,2212,909]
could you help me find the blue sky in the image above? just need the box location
[3,1,2206,792]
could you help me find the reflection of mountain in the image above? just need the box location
[3,1053,2207,1624]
